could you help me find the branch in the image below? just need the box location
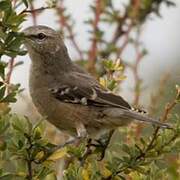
[5,58,15,94]
[137,87,180,159]
[111,11,129,44]
[149,74,170,115]
[102,5,132,59]
[56,1,83,60]
[87,0,103,74]
[105,87,179,179]
[25,1,36,25]
[25,134,33,180]
[132,29,144,106]
[116,24,133,58]
[20,5,56,15]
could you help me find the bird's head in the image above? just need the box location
[23,25,66,56]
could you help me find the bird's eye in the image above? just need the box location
[37,33,46,40]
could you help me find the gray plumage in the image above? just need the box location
[23,25,170,137]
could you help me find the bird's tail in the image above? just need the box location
[123,109,171,128]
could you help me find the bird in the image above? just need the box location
[23,25,170,138]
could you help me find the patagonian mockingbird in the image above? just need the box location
[23,25,170,138]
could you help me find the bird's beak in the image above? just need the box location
[22,28,32,39]
[22,33,29,39]
[21,30,32,49]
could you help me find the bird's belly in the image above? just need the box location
[30,87,132,137]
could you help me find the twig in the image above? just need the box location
[149,74,170,115]
[136,88,179,160]
[111,7,129,44]
[13,0,17,7]
[20,5,56,15]
[27,159,33,180]
[29,1,37,25]
[100,7,131,59]
[132,29,144,106]
[34,136,83,164]
[25,134,33,180]
[5,58,15,94]
[104,88,179,179]
[87,0,103,74]
[56,1,83,60]
[116,24,133,58]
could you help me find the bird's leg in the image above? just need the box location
[56,122,88,150]
[75,121,94,165]
[71,121,88,149]
[79,130,115,165]
[54,123,87,151]
[75,121,88,139]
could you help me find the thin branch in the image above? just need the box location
[13,0,17,7]
[87,0,103,74]
[149,74,170,115]
[34,136,82,164]
[116,24,133,58]
[5,58,15,94]
[132,29,144,106]
[137,88,180,159]
[25,134,33,180]
[111,12,129,44]
[100,7,132,60]
[27,159,33,180]
[56,1,83,60]
[104,88,180,179]
[29,1,37,25]
[20,5,56,15]
[6,58,14,84]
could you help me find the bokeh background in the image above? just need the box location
[0,0,180,179]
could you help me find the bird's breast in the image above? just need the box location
[29,66,100,135]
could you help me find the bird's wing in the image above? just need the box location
[50,71,171,128]
[50,71,131,110]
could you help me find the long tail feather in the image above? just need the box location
[123,109,171,128]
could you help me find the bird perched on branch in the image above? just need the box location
[23,25,170,138]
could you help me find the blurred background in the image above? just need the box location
[0,0,180,179]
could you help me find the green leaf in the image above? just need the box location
[0,116,9,135]
[0,0,11,11]
[1,92,17,103]
[0,86,6,100]
[13,61,24,68]
[4,50,19,58]
[8,36,23,50]
[0,173,16,180]
[0,62,6,80]
[17,49,27,56]
[18,139,24,149]
[5,32,15,45]
[155,160,168,169]
[36,166,54,179]
[122,144,131,154]
[33,126,42,140]
[11,116,26,134]
[47,148,67,161]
